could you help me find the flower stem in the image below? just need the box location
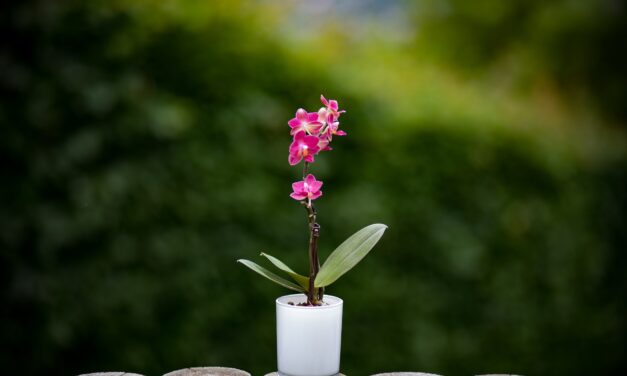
[302,162,322,305]
[308,219,320,305]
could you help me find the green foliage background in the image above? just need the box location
[1,1,626,375]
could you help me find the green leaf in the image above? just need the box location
[315,223,387,288]
[237,259,304,292]
[260,252,310,291]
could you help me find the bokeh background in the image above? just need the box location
[2,0,626,375]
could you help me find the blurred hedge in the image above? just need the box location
[1,1,625,376]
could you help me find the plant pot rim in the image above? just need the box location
[276,294,343,309]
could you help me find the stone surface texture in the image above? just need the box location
[163,367,251,376]
[78,373,144,376]
[264,373,346,376]
[370,373,442,376]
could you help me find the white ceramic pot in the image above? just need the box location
[276,294,343,376]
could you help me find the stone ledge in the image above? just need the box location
[78,373,145,376]
[78,368,522,375]
[264,374,346,376]
[163,367,251,376]
[371,373,442,376]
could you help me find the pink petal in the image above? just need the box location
[288,153,301,166]
[304,135,320,148]
[288,118,301,128]
[317,137,329,149]
[306,122,323,135]
[293,130,305,142]
[290,192,308,200]
[296,108,307,121]
[292,181,305,192]
[289,140,300,154]
[304,154,315,163]
[317,108,327,122]
[329,100,338,111]
[304,174,317,186]
[307,112,319,122]
[309,191,322,200]
[310,180,323,192]
[304,143,320,155]
[336,130,347,136]
[320,94,329,106]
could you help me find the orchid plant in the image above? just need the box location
[238,95,387,306]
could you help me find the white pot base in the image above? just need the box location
[276,294,343,376]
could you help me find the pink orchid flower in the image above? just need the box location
[322,113,346,141]
[317,135,332,151]
[288,108,323,135]
[320,95,345,118]
[290,174,323,201]
[289,131,320,165]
